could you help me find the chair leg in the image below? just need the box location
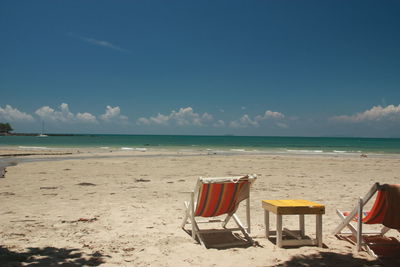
[181,201,189,228]
[246,197,251,233]
[191,219,205,246]
[381,226,390,235]
[357,198,363,251]
[191,219,196,239]
[232,214,254,244]
[222,214,232,228]
[336,209,357,236]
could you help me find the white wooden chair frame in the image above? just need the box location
[332,182,392,257]
[181,175,256,248]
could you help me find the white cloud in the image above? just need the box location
[100,105,128,123]
[137,117,151,125]
[0,105,35,122]
[35,103,97,123]
[213,120,226,127]
[137,107,213,126]
[276,122,289,129]
[76,112,98,123]
[333,105,400,122]
[68,33,130,53]
[255,110,285,121]
[138,113,170,125]
[230,110,285,128]
[36,103,73,122]
[230,114,260,128]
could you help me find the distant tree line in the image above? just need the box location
[0,123,13,133]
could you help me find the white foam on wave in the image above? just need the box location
[19,146,49,150]
[120,147,147,151]
[286,149,324,153]
[230,149,246,152]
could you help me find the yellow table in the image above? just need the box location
[261,199,325,248]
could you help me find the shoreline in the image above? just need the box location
[2,145,400,160]
[1,145,400,181]
[2,135,400,156]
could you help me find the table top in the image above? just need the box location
[262,199,325,215]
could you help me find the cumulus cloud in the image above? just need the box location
[76,112,97,123]
[137,107,213,126]
[213,120,226,127]
[229,110,285,128]
[332,105,400,123]
[255,110,285,120]
[0,105,35,122]
[230,114,260,128]
[100,105,128,123]
[137,113,169,125]
[35,103,97,123]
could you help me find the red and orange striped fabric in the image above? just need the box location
[363,189,387,224]
[194,181,248,217]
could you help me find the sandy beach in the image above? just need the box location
[1,148,400,266]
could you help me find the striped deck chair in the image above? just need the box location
[181,174,257,248]
[333,183,400,257]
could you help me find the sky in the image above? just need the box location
[1,0,400,137]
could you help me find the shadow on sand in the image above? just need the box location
[274,251,400,267]
[182,228,257,249]
[0,246,107,266]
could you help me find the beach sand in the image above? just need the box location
[1,149,400,266]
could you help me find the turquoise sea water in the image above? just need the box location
[1,135,400,154]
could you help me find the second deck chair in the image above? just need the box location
[181,174,257,248]
[333,183,400,257]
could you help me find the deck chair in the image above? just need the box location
[333,183,400,257]
[181,174,257,248]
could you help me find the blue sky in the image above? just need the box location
[1,1,400,137]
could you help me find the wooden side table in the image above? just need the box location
[261,199,325,248]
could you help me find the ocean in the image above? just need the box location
[1,135,400,155]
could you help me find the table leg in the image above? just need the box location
[316,214,323,247]
[299,214,305,237]
[276,214,283,248]
[264,210,270,238]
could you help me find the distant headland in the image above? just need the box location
[0,133,77,137]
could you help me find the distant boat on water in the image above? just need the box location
[37,121,48,137]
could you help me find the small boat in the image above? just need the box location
[37,121,48,137]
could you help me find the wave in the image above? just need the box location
[120,147,147,151]
[18,146,49,150]
[286,149,324,154]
